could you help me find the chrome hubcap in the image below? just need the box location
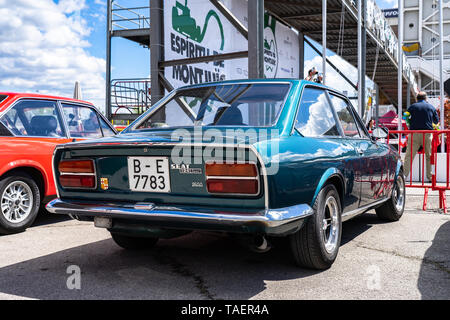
[322,196,339,254]
[393,176,405,212]
[1,181,33,223]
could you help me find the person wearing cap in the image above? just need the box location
[305,67,318,81]
[403,91,439,181]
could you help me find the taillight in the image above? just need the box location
[58,159,96,189]
[205,163,257,177]
[205,162,259,195]
[59,175,96,188]
[59,160,94,173]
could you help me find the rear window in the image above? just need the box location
[131,83,290,131]
[0,95,7,104]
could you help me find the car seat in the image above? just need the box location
[215,107,245,126]
[29,115,59,137]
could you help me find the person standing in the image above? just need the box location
[305,67,318,81]
[314,73,323,84]
[403,91,439,181]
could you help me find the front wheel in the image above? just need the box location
[376,171,405,221]
[289,184,342,270]
[0,173,41,234]
[110,232,159,250]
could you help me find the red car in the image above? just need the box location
[0,92,116,234]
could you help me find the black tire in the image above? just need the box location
[110,232,158,250]
[289,184,342,270]
[0,172,41,234]
[376,171,405,221]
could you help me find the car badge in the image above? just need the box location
[100,178,109,190]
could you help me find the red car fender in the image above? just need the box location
[0,158,54,196]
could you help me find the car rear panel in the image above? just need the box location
[53,142,266,210]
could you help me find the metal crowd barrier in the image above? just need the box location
[387,129,450,213]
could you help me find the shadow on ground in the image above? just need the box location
[418,221,450,299]
[33,208,71,227]
[0,212,446,299]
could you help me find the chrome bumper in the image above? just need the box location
[46,199,314,236]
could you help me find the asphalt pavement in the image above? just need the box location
[0,203,449,300]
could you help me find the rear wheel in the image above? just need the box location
[376,171,405,221]
[0,173,41,234]
[289,184,342,270]
[110,232,159,250]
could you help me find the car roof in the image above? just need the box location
[0,92,93,107]
[173,78,342,95]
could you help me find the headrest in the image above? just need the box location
[30,115,58,136]
[215,107,244,125]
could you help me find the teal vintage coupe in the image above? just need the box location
[46,79,405,270]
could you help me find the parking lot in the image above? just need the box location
[0,199,449,300]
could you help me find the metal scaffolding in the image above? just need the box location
[105,0,419,123]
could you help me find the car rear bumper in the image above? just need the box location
[46,199,314,236]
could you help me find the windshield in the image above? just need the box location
[132,83,290,131]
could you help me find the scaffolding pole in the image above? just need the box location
[357,0,363,117]
[375,83,379,127]
[439,0,445,131]
[299,32,305,78]
[361,0,366,118]
[322,0,327,85]
[248,0,264,78]
[398,0,403,131]
[150,0,164,105]
[106,0,112,119]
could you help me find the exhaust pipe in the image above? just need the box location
[249,235,271,253]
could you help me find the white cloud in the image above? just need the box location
[94,0,106,6]
[382,0,398,9]
[58,0,87,14]
[0,0,106,111]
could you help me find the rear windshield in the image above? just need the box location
[131,83,290,131]
[0,95,7,104]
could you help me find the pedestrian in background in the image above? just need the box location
[305,67,318,81]
[314,73,323,84]
[403,91,439,181]
[366,118,375,131]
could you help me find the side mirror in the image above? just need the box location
[371,127,388,139]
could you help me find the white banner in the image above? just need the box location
[164,0,299,89]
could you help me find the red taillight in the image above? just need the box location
[206,179,258,195]
[59,160,94,174]
[205,162,259,195]
[205,163,257,177]
[59,175,95,188]
[58,159,96,189]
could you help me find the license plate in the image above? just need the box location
[127,157,171,193]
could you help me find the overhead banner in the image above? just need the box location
[164,0,300,89]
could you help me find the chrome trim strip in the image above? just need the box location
[59,172,96,176]
[51,147,60,199]
[341,197,389,222]
[56,100,70,139]
[206,176,258,180]
[46,198,313,230]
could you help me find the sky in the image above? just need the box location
[0,0,399,113]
